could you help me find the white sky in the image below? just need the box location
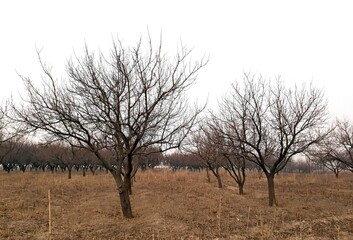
[1,0,353,120]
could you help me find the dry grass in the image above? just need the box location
[1,169,353,239]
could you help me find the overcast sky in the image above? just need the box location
[1,0,353,120]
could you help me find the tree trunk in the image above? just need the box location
[124,172,132,195]
[238,165,246,195]
[216,175,223,188]
[118,182,133,218]
[113,172,133,218]
[125,155,133,194]
[266,173,277,206]
[238,182,244,195]
[206,169,211,183]
[68,167,72,179]
[216,168,223,188]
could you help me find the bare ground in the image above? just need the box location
[1,169,353,239]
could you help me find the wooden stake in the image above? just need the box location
[218,196,222,236]
[48,189,52,239]
[246,206,251,230]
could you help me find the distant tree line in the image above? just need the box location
[0,141,166,175]
[0,139,342,175]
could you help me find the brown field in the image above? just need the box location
[1,169,353,240]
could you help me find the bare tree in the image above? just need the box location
[221,137,247,195]
[164,151,202,171]
[192,123,224,188]
[318,119,353,173]
[0,103,5,143]
[0,102,25,167]
[307,150,345,177]
[133,146,163,170]
[12,37,207,218]
[215,73,328,206]
[0,104,9,164]
[198,118,247,194]
[3,140,36,172]
[34,143,62,172]
[48,143,78,179]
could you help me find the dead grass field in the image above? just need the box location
[1,169,353,240]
